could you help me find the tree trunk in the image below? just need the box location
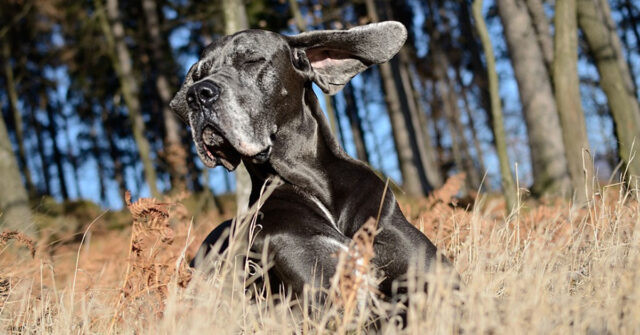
[619,15,639,99]
[456,68,488,177]
[102,107,127,208]
[359,78,386,172]
[578,0,640,180]
[61,109,81,198]
[221,0,252,214]
[431,46,482,191]
[2,39,35,196]
[142,0,188,193]
[30,106,50,195]
[343,83,370,163]
[398,50,442,192]
[288,0,339,136]
[497,0,571,197]
[439,80,465,178]
[324,94,339,136]
[449,90,482,191]
[365,0,431,196]
[408,70,443,188]
[554,0,592,204]
[188,146,204,192]
[222,0,248,34]
[95,0,160,198]
[332,97,347,150]
[200,168,221,214]
[436,77,479,191]
[89,125,107,205]
[0,106,33,234]
[44,95,69,200]
[429,84,448,177]
[459,0,493,131]
[525,0,554,75]
[472,0,517,211]
[622,0,640,89]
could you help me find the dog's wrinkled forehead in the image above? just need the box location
[191,30,287,79]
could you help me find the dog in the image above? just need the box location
[170,21,452,298]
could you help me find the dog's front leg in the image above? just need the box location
[259,229,350,299]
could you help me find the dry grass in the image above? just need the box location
[1,174,639,334]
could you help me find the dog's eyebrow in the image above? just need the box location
[232,38,259,55]
[193,60,213,80]
[192,61,205,80]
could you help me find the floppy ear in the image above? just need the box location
[286,21,407,95]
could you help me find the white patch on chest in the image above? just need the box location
[309,195,340,234]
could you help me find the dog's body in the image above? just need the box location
[171,22,447,298]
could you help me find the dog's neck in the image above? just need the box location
[244,86,371,211]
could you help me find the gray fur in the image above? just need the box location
[170,21,454,303]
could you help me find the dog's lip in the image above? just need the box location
[198,139,242,170]
[193,124,231,169]
[250,146,272,164]
[204,142,241,170]
[196,138,219,168]
[202,123,272,159]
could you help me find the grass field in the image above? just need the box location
[1,174,639,334]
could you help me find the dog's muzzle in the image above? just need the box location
[185,79,273,170]
[198,124,272,170]
[199,125,242,170]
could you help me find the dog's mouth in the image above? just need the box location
[198,125,272,170]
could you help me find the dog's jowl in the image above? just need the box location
[171,21,454,298]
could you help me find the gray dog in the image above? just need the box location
[170,21,451,298]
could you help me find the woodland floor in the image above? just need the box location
[1,174,639,334]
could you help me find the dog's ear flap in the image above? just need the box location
[287,21,407,95]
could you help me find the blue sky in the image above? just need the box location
[12,0,632,209]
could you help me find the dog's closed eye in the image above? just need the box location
[242,57,266,67]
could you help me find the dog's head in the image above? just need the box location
[170,21,407,170]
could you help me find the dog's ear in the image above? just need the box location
[286,21,407,95]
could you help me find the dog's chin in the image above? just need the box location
[197,126,272,171]
[196,125,241,170]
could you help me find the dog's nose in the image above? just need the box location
[187,80,220,109]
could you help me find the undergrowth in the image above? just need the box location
[0,174,638,334]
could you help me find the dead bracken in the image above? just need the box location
[0,180,638,333]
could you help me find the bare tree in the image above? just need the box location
[365,0,432,196]
[102,106,127,208]
[342,84,370,162]
[408,69,443,189]
[44,94,69,200]
[497,0,571,197]
[472,0,517,211]
[456,68,488,177]
[30,105,50,195]
[554,0,593,204]
[398,49,444,191]
[95,0,160,197]
[2,40,36,196]
[0,108,33,234]
[142,0,188,193]
[431,44,482,191]
[525,0,554,74]
[578,0,640,181]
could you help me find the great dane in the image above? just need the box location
[170,21,452,298]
